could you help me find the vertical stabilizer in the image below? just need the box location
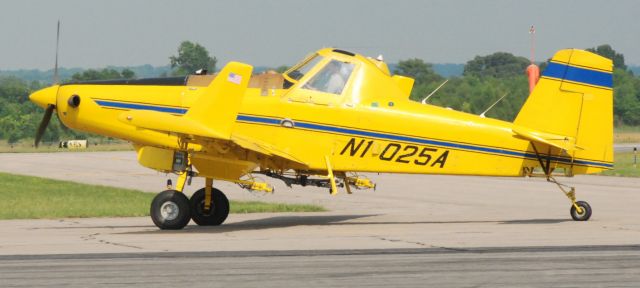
[514,49,613,170]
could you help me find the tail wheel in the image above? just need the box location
[570,201,592,221]
[189,188,230,226]
[150,190,191,230]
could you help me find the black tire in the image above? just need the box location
[570,201,592,221]
[150,190,191,230]
[189,188,230,226]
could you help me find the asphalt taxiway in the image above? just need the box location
[2,246,639,287]
[0,151,638,286]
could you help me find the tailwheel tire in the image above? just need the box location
[189,188,230,226]
[150,190,191,230]
[570,201,592,221]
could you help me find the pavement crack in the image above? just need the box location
[375,236,470,252]
[81,233,98,241]
[376,237,429,247]
[602,225,640,233]
[80,232,143,250]
[98,239,143,250]
[58,219,82,225]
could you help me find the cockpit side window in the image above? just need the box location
[302,60,355,95]
[285,54,323,81]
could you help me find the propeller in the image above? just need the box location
[34,20,61,147]
[35,105,55,147]
[54,20,60,84]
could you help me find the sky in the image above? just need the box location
[1,0,639,70]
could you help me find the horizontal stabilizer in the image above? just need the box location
[512,126,580,152]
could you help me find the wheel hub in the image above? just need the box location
[160,201,180,221]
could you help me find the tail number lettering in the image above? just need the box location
[340,138,449,168]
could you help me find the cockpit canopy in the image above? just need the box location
[283,51,356,95]
[281,48,414,106]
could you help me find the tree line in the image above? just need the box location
[0,42,638,144]
[396,44,640,125]
[0,41,218,144]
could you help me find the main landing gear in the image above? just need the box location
[150,176,230,230]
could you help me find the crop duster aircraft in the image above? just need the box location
[29,48,613,229]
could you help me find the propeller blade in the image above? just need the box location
[53,20,60,84]
[35,104,55,147]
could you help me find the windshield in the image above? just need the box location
[303,60,355,94]
[285,54,323,81]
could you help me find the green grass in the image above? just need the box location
[600,152,640,177]
[231,201,325,213]
[0,172,325,220]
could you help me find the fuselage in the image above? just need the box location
[32,48,608,182]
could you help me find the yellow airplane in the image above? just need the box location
[29,48,613,229]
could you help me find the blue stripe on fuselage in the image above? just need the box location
[95,100,188,114]
[236,114,613,169]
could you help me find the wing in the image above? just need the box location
[118,61,251,140]
[231,133,307,165]
[117,110,228,139]
[117,61,307,167]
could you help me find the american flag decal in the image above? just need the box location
[227,72,242,84]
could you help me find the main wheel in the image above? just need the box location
[189,188,230,226]
[570,201,592,221]
[150,190,191,230]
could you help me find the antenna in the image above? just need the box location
[54,20,60,84]
[479,92,508,118]
[529,25,535,64]
[421,79,449,104]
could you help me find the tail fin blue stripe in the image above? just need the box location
[542,62,612,88]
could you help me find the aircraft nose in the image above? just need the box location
[29,85,59,109]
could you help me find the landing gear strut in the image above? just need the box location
[547,176,592,221]
[531,144,592,221]
[189,187,230,226]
